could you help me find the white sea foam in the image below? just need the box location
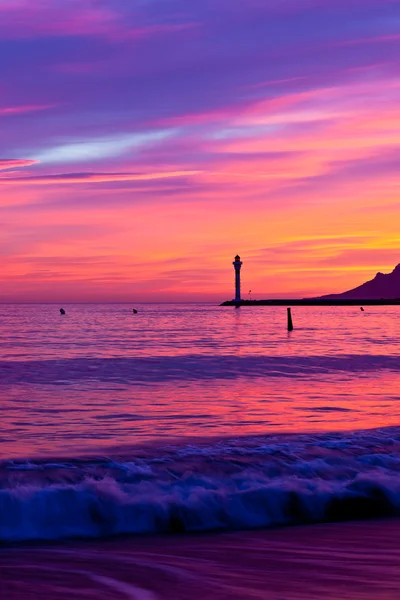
[2,428,400,542]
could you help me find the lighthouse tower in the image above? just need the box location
[233,255,243,303]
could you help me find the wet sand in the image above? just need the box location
[2,520,400,599]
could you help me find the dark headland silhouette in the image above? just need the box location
[221,263,400,306]
[319,263,400,300]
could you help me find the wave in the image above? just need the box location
[1,353,400,386]
[2,427,400,542]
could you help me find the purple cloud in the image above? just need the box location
[1,0,399,299]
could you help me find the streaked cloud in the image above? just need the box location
[0,159,38,171]
[30,131,175,164]
[0,105,54,116]
[0,0,196,40]
[0,170,200,185]
[0,0,399,300]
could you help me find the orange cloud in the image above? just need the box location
[1,68,399,301]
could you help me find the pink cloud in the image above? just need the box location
[1,0,399,301]
[0,105,54,116]
[0,1,196,41]
[0,159,39,171]
[0,1,118,38]
[155,108,234,128]
[0,170,200,185]
[336,34,400,46]
[248,76,310,90]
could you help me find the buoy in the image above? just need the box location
[287,307,294,331]
[360,307,365,312]
[132,309,138,314]
[60,308,66,315]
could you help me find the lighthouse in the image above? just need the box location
[233,255,243,303]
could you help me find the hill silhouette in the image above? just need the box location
[320,264,400,300]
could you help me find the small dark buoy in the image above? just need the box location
[132,309,138,314]
[360,307,364,312]
[287,307,294,331]
[60,308,66,315]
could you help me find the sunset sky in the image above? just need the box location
[1,0,399,302]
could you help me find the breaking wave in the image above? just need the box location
[2,427,400,542]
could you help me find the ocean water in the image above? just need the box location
[1,302,400,542]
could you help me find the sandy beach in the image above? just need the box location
[2,520,400,599]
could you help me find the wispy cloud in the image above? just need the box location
[1,0,399,300]
[0,0,196,40]
[0,105,54,116]
[30,131,175,164]
[0,159,38,171]
[0,170,201,185]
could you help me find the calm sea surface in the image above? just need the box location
[1,302,399,459]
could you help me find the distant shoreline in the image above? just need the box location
[221,299,400,306]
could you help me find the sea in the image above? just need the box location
[1,302,400,543]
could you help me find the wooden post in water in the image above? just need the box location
[287,307,293,331]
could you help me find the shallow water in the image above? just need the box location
[3,521,400,599]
